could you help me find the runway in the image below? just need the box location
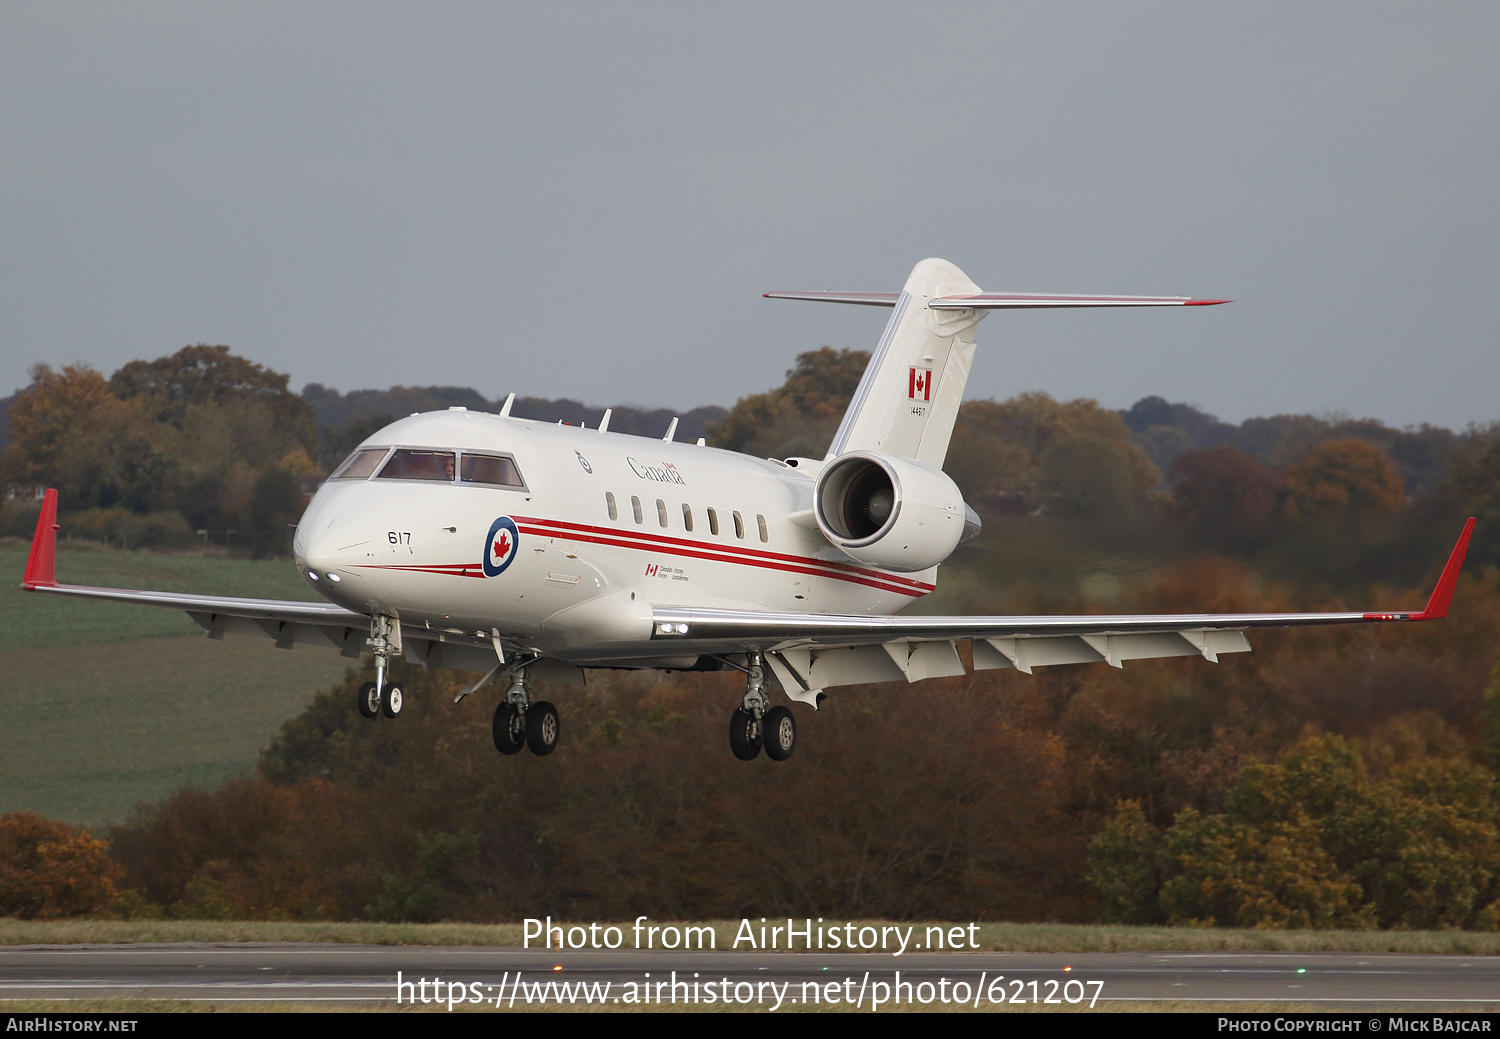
[2,944,1499,1009]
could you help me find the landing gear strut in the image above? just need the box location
[357,615,403,720]
[490,663,560,757]
[728,650,795,761]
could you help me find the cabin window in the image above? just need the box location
[757,514,768,542]
[707,507,720,536]
[606,492,618,521]
[631,496,643,524]
[460,453,524,488]
[681,504,694,532]
[733,511,744,539]
[656,499,668,527]
[330,447,387,480]
[376,449,455,482]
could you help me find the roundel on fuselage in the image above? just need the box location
[483,517,521,577]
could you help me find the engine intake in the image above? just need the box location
[814,451,968,572]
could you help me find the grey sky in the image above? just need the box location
[2,3,1496,429]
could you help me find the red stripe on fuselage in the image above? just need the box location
[356,563,488,578]
[512,514,933,597]
[347,518,935,598]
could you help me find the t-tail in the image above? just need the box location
[766,257,1228,468]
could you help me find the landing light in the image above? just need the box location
[327,573,341,583]
[307,571,319,581]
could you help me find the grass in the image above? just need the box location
[0,541,353,826]
[3,919,1500,954]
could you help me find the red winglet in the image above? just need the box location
[21,488,59,589]
[1410,517,1476,621]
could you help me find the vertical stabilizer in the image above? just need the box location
[825,258,984,467]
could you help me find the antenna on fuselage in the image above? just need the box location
[599,408,612,433]
[499,393,515,418]
[663,417,678,442]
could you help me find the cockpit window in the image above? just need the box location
[461,453,525,488]
[330,448,389,481]
[376,449,456,482]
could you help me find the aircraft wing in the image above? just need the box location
[21,490,372,655]
[610,519,1476,704]
[21,484,1475,703]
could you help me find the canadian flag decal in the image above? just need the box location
[908,367,932,401]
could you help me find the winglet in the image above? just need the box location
[21,489,59,590]
[1407,518,1476,620]
[1362,519,1475,622]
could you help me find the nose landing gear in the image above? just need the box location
[356,615,404,720]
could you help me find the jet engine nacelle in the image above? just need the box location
[813,451,968,573]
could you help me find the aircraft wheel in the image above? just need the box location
[381,685,403,719]
[492,703,526,755]
[357,681,380,720]
[526,701,560,756]
[763,706,796,761]
[729,708,762,761]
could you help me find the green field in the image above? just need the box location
[0,541,356,827]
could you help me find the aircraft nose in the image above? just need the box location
[294,497,361,586]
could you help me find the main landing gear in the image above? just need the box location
[728,650,796,762]
[356,615,404,720]
[491,664,559,757]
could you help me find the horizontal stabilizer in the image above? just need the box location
[763,291,902,307]
[766,290,1228,309]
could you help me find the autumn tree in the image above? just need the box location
[1428,440,1500,570]
[0,364,176,512]
[1086,801,1164,924]
[110,344,315,449]
[1036,434,1160,519]
[949,392,1159,509]
[1089,736,1500,929]
[247,466,304,558]
[1169,446,1279,552]
[1280,439,1405,525]
[708,347,869,459]
[0,812,122,920]
[0,364,118,487]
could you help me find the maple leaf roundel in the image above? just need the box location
[482,516,521,577]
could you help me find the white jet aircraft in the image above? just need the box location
[20,258,1475,762]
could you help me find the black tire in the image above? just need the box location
[357,681,380,719]
[492,703,526,755]
[763,705,796,761]
[526,701,560,756]
[381,685,403,719]
[729,708,762,761]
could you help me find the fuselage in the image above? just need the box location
[293,409,936,658]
